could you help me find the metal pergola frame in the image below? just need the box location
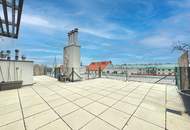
[0,0,24,39]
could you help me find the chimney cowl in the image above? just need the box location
[74,28,78,32]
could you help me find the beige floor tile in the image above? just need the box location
[0,103,20,116]
[25,109,59,130]
[23,103,50,118]
[74,98,93,107]
[98,97,117,106]
[140,100,165,112]
[42,94,61,101]
[167,112,190,130]
[145,96,165,106]
[99,108,130,129]
[48,97,69,108]
[56,90,75,97]
[0,120,25,130]
[112,101,137,115]
[97,90,111,96]
[21,97,44,108]
[134,107,165,128]
[123,116,164,130]
[81,118,118,130]
[121,96,142,106]
[38,119,71,130]
[63,109,95,129]
[84,102,108,115]
[107,93,124,100]
[86,94,103,101]
[0,110,22,126]
[65,93,82,101]
[55,102,79,116]
[0,98,19,107]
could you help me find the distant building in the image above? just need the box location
[87,61,112,72]
[103,63,177,76]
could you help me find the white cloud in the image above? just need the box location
[140,35,173,47]
[139,12,190,48]
[21,14,56,29]
[24,48,62,54]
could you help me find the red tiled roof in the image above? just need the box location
[87,61,112,71]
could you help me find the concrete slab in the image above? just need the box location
[0,120,25,130]
[25,109,59,130]
[64,93,82,101]
[0,110,22,126]
[74,97,93,107]
[123,116,164,130]
[97,97,117,106]
[81,118,118,130]
[0,103,20,116]
[99,108,130,129]
[112,101,137,115]
[63,109,95,129]
[54,102,79,116]
[167,112,190,130]
[134,106,165,128]
[48,97,69,108]
[38,119,71,130]
[121,96,142,106]
[23,103,50,118]
[84,102,108,115]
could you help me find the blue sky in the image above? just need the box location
[1,0,190,65]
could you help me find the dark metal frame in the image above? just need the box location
[0,0,24,38]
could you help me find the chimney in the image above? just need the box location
[15,49,19,60]
[68,32,71,44]
[6,50,11,60]
[71,30,75,44]
[74,28,78,45]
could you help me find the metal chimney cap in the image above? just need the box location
[74,28,78,32]
[6,50,11,53]
[15,49,19,52]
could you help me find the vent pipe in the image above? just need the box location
[0,51,4,59]
[15,49,19,60]
[21,55,26,60]
[6,50,11,60]
[74,28,78,45]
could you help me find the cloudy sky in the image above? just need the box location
[1,0,190,65]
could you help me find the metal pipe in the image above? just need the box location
[68,32,71,44]
[15,49,19,60]
[6,50,11,60]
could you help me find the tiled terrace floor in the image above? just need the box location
[0,76,189,130]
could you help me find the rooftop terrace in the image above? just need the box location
[0,76,189,130]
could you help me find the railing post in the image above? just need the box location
[98,67,101,78]
[87,68,89,79]
[71,67,74,82]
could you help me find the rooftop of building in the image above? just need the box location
[0,76,189,130]
[87,61,112,71]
